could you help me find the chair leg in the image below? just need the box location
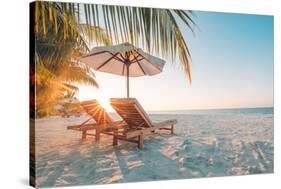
[171,124,174,134]
[96,128,100,141]
[138,133,144,149]
[82,130,87,140]
[113,130,118,146]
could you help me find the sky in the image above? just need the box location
[77,10,274,112]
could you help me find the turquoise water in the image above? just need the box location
[149,107,273,115]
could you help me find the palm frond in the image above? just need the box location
[56,61,99,88]
[35,2,196,82]
[33,2,197,116]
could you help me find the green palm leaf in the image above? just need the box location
[35,2,196,82]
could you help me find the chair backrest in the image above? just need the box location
[81,100,113,124]
[110,98,153,129]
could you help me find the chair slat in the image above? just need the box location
[81,100,113,124]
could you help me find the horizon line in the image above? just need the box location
[105,105,274,113]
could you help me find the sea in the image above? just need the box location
[149,107,273,115]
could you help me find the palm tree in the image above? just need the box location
[34,1,196,81]
[32,2,111,117]
[32,1,196,116]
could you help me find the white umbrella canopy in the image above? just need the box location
[79,43,166,97]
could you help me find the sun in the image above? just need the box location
[77,85,114,112]
[97,96,113,112]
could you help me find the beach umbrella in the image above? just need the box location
[79,43,165,98]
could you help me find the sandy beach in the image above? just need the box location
[35,110,273,187]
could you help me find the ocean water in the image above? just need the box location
[149,107,273,115]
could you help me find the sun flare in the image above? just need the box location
[77,85,114,112]
[97,96,113,112]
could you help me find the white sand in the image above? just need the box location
[35,113,273,187]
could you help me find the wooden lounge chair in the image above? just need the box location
[67,100,126,140]
[110,98,177,149]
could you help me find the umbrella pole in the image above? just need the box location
[126,64,130,98]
